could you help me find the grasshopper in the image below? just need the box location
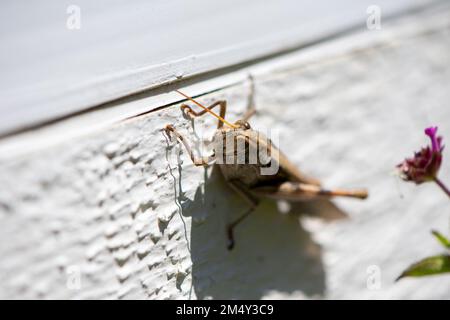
[164,79,368,250]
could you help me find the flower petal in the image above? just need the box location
[425,126,439,152]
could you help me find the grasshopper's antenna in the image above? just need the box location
[175,90,238,128]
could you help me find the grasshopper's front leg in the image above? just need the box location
[242,74,256,122]
[164,124,215,166]
[181,100,227,129]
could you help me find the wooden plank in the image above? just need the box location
[0,0,436,135]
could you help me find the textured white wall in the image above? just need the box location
[0,7,449,299]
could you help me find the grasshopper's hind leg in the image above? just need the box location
[227,180,259,250]
[164,125,215,166]
[181,100,227,129]
[251,182,368,201]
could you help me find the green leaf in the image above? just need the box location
[431,230,450,249]
[396,255,450,281]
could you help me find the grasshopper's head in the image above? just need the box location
[233,120,251,130]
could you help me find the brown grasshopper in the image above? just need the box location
[164,80,368,250]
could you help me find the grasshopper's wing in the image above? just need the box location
[246,130,321,186]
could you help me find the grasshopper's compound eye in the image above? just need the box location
[234,120,251,129]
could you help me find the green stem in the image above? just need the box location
[434,177,450,199]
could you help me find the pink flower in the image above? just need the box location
[397,126,444,184]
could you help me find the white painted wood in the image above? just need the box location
[0,0,437,135]
[0,6,449,299]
